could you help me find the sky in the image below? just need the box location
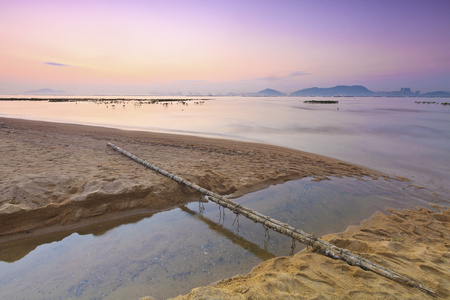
[1,0,449,95]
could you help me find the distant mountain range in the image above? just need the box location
[246,88,287,97]
[23,88,66,95]
[290,85,374,96]
[242,86,450,97]
[19,86,450,97]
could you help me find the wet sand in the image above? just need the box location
[0,117,379,239]
[171,206,449,299]
[1,117,448,299]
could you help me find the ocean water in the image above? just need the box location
[0,96,449,299]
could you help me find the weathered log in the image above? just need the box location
[107,142,436,296]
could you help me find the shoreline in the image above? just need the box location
[1,117,448,299]
[0,117,382,239]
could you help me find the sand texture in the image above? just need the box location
[172,206,449,299]
[0,117,380,238]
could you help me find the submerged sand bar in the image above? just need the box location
[0,117,380,238]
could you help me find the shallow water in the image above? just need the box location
[0,177,434,300]
[0,96,449,299]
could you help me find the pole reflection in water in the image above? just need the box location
[180,205,276,261]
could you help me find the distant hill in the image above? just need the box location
[24,88,66,95]
[421,91,450,97]
[290,85,374,97]
[247,88,287,97]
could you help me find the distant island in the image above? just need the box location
[291,85,374,97]
[244,88,287,97]
[240,86,450,98]
[421,91,450,97]
[24,88,66,95]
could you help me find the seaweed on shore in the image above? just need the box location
[0,97,211,102]
[303,100,339,104]
[415,101,450,106]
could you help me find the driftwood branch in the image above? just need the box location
[107,142,436,296]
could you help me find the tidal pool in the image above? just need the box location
[0,177,433,299]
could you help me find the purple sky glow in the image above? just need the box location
[1,0,449,95]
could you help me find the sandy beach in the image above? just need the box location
[0,117,380,238]
[1,117,448,299]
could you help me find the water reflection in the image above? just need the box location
[180,205,276,261]
[0,211,160,262]
[0,177,436,300]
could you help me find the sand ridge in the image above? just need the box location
[0,117,380,238]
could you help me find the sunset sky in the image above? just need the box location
[1,0,449,95]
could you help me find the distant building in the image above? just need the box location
[382,87,418,97]
[400,88,413,96]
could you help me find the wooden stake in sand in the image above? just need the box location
[107,142,435,296]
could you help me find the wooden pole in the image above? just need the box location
[107,142,436,296]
